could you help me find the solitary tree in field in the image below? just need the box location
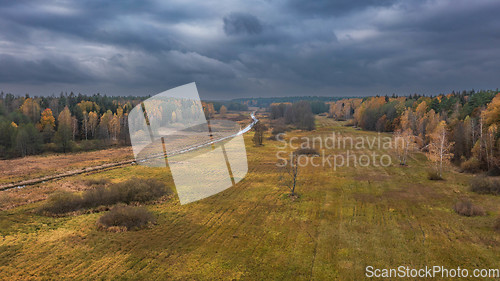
[279,153,299,196]
[252,121,267,146]
[427,121,454,177]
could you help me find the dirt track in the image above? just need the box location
[0,112,258,191]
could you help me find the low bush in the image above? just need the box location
[38,191,83,214]
[460,157,482,173]
[228,114,246,122]
[470,176,500,195]
[107,178,168,204]
[453,198,485,217]
[42,143,58,153]
[486,166,500,177]
[344,119,356,127]
[271,125,286,137]
[38,178,170,215]
[427,171,443,180]
[80,140,104,151]
[295,148,319,156]
[96,205,155,231]
[269,120,288,140]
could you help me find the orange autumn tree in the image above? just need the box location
[20,98,41,123]
[40,108,55,131]
[475,94,500,170]
[202,102,216,119]
[483,93,500,126]
[39,108,56,142]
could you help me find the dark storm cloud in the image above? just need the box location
[0,54,94,84]
[223,13,263,36]
[0,0,499,98]
[286,0,398,16]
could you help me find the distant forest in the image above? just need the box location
[233,96,345,108]
[0,92,247,159]
[269,89,500,174]
[2,88,499,172]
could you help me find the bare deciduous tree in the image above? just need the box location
[394,128,415,166]
[427,121,454,177]
[278,153,299,196]
[252,121,267,146]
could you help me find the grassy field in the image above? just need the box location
[0,116,499,280]
[0,147,134,185]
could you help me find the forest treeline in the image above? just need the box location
[234,96,342,108]
[268,90,500,174]
[0,92,247,159]
[327,90,500,174]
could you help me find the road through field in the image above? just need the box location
[0,112,258,191]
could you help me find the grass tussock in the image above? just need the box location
[38,177,170,215]
[427,171,443,181]
[470,176,500,195]
[453,198,486,217]
[295,147,319,156]
[96,205,156,231]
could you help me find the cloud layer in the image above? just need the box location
[0,0,499,98]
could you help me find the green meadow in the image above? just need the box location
[0,116,498,280]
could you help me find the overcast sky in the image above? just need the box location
[0,0,499,99]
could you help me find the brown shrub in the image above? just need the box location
[470,176,500,195]
[295,148,319,156]
[227,114,246,122]
[82,178,109,187]
[97,205,155,231]
[38,178,170,215]
[107,178,169,204]
[460,158,482,173]
[453,198,486,217]
[427,171,443,181]
[37,191,83,214]
[269,119,288,140]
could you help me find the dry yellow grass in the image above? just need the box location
[0,146,134,185]
[0,115,499,280]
